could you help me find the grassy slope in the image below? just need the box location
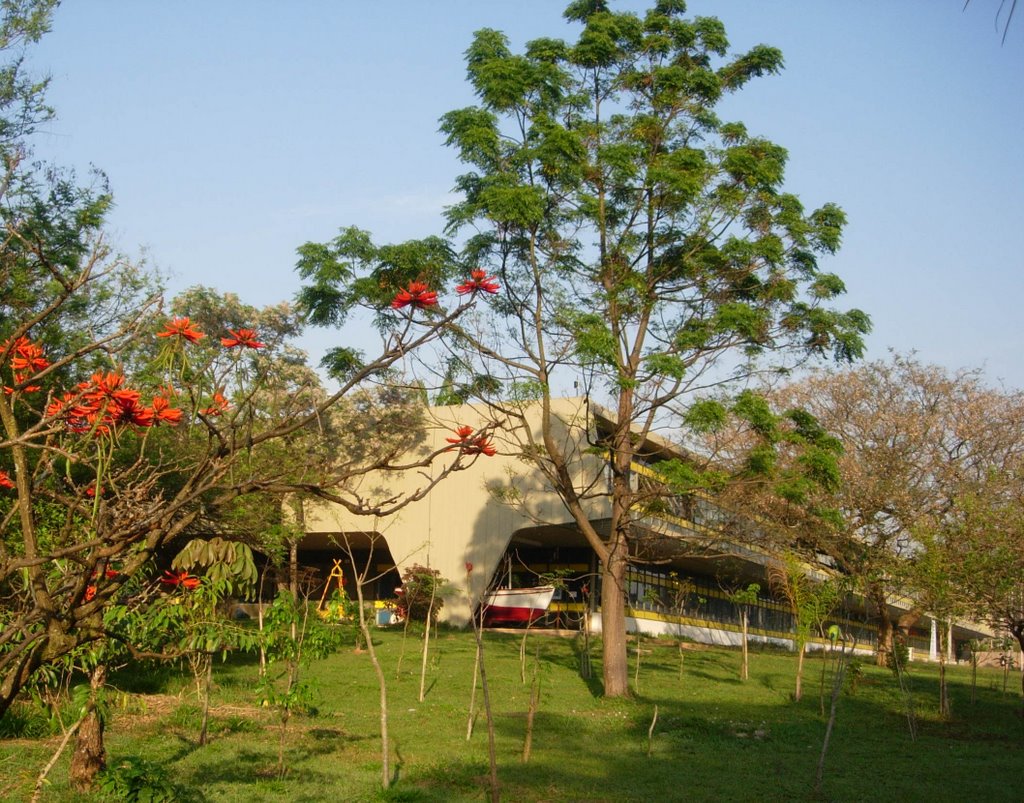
[2,629,1022,802]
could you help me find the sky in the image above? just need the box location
[24,1,1024,389]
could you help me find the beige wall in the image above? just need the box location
[302,397,609,624]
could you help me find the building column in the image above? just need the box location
[947,621,955,662]
[929,619,938,661]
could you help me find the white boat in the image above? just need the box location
[482,585,555,626]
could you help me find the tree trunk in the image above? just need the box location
[872,589,893,667]
[354,584,390,790]
[198,654,213,746]
[794,643,805,702]
[741,610,749,684]
[938,642,950,718]
[70,664,107,792]
[600,550,630,697]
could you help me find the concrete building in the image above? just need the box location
[300,397,987,659]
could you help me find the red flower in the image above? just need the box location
[105,392,154,428]
[85,484,104,498]
[47,391,99,433]
[221,328,265,349]
[0,470,14,489]
[445,425,496,457]
[446,425,475,444]
[3,336,49,393]
[151,394,182,425]
[456,269,500,296]
[468,436,497,457]
[84,585,97,601]
[201,390,230,416]
[391,282,438,310]
[82,372,125,402]
[161,570,200,590]
[157,317,205,343]
[465,562,474,574]
[7,336,50,372]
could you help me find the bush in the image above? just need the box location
[0,699,59,738]
[393,564,448,623]
[886,640,911,675]
[98,756,202,802]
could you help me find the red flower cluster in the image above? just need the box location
[84,568,118,601]
[157,317,205,343]
[2,336,50,394]
[456,269,500,296]
[0,469,14,489]
[221,328,265,349]
[161,569,200,590]
[391,282,438,310]
[445,425,497,457]
[46,372,182,434]
[201,390,230,416]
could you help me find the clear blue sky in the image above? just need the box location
[26,1,1024,388]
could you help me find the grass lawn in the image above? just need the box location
[1,628,1022,801]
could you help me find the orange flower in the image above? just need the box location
[6,336,50,373]
[456,269,500,296]
[3,336,49,393]
[151,395,182,425]
[161,569,200,590]
[81,372,126,403]
[445,425,496,457]
[47,391,100,433]
[221,328,265,349]
[391,281,438,310]
[157,317,205,343]
[105,395,154,428]
[467,436,497,457]
[0,469,14,489]
[201,390,230,416]
[446,425,475,444]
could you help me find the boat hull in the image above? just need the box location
[482,586,555,626]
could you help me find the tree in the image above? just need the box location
[768,554,839,703]
[727,583,760,682]
[770,355,1023,667]
[419,0,868,696]
[938,465,1024,703]
[0,3,488,721]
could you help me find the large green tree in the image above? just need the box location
[429,1,868,696]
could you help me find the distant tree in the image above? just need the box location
[768,554,839,702]
[728,583,761,681]
[768,355,1024,667]
[941,470,1024,704]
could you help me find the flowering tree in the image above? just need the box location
[0,7,493,722]
[766,356,1024,667]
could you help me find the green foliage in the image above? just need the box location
[171,537,258,598]
[255,590,344,716]
[887,639,911,676]
[0,698,60,738]
[98,755,201,803]
[728,583,760,608]
[295,226,459,330]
